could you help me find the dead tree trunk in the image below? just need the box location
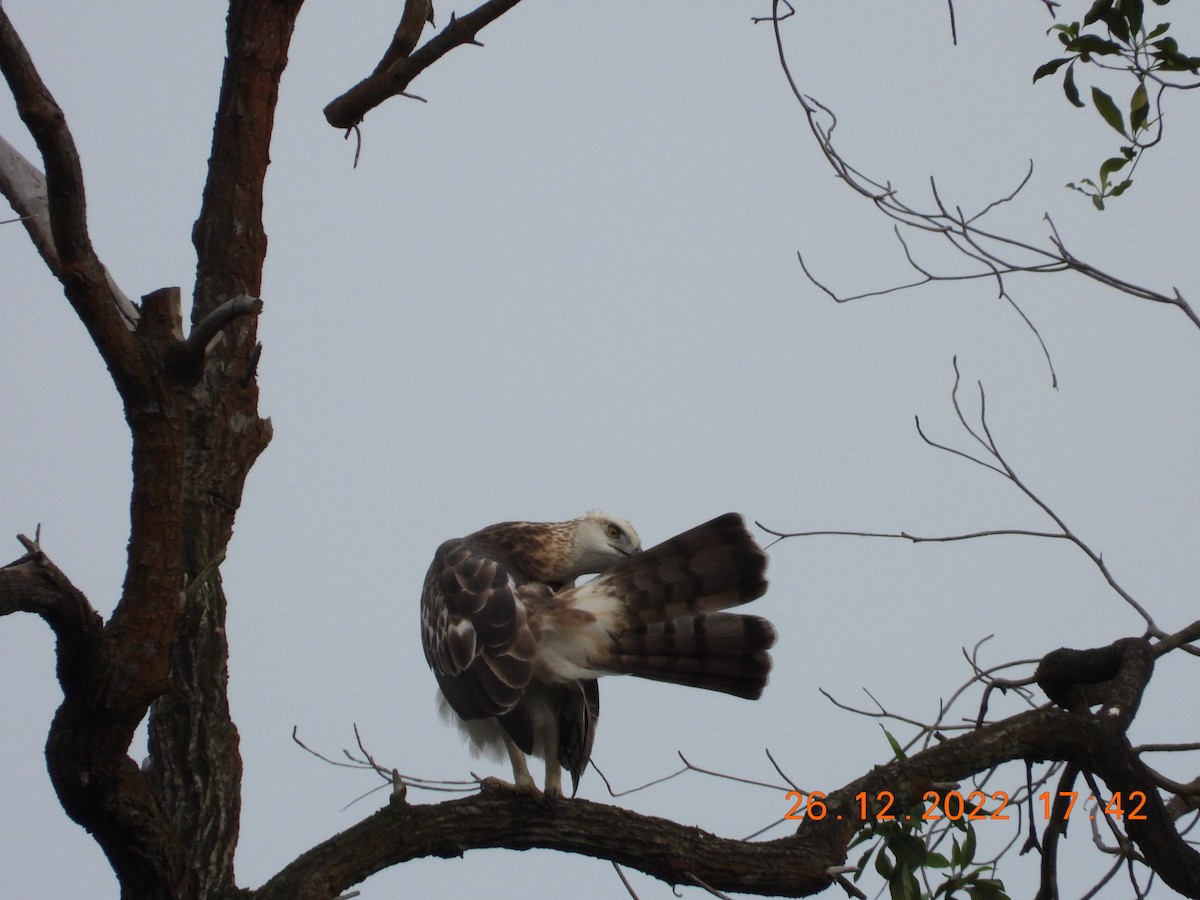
[0,2,293,897]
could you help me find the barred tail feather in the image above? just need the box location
[559,513,777,698]
[578,512,769,628]
[604,612,777,700]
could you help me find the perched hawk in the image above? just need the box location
[420,511,776,797]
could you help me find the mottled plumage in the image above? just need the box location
[420,511,775,796]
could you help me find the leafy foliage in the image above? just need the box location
[849,732,1011,900]
[1035,0,1199,208]
[851,802,1009,900]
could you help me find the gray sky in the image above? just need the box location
[3,2,1198,897]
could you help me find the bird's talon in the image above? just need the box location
[480,775,543,798]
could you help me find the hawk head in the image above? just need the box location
[567,510,641,578]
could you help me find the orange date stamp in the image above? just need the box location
[784,789,1149,823]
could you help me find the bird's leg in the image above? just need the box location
[501,733,539,795]
[541,714,565,800]
[543,756,564,799]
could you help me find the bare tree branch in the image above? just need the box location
[759,0,1200,377]
[0,532,103,695]
[1150,618,1200,658]
[251,784,836,900]
[769,359,1163,635]
[0,135,136,318]
[249,700,1200,900]
[0,9,142,386]
[0,533,190,898]
[324,0,525,129]
[379,0,436,73]
[757,523,1067,545]
[177,293,264,371]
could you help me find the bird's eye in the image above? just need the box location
[606,524,623,540]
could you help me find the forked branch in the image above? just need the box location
[0,136,139,327]
[0,531,188,896]
[0,532,103,695]
[324,0,525,129]
[0,9,141,388]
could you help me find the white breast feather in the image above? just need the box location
[530,579,624,683]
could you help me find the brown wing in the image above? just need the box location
[555,678,599,796]
[420,537,539,749]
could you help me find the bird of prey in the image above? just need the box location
[420,511,776,797]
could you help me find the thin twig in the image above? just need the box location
[764,0,1200,395]
[291,726,476,793]
[677,752,787,792]
[611,861,642,900]
[589,758,689,798]
[1135,741,1200,754]
[756,523,1066,544]
[764,748,801,792]
[685,873,735,900]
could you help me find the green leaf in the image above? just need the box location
[1130,82,1149,131]
[1092,86,1128,136]
[1083,0,1115,26]
[1033,57,1071,82]
[1063,63,1084,107]
[1067,34,1123,55]
[905,870,922,900]
[948,836,960,868]
[1121,0,1144,35]
[923,851,951,869]
[1146,22,1169,39]
[853,845,875,882]
[965,877,1011,900]
[961,824,977,864]
[882,727,907,761]
[1103,10,1131,42]
[1099,155,1130,182]
[1161,54,1200,74]
[1092,194,1106,210]
[876,848,895,879]
[889,833,931,868]
[888,864,920,900]
[1111,178,1133,196]
[1053,21,1081,45]
[1150,39,1198,71]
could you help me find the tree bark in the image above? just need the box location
[142,2,298,897]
